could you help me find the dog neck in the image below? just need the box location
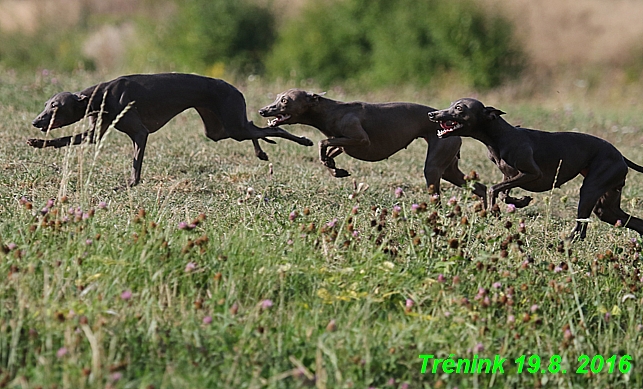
[297,97,337,129]
[468,117,517,149]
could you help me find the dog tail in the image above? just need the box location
[625,157,643,173]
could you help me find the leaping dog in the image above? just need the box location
[259,89,488,201]
[28,73,313,186]
[429,98,643,239]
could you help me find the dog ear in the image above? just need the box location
[307,92,326,101]
[74,93,89,104]
[484,106,505,120]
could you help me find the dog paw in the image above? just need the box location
[27,138,46,148]
[506,195,533,208]
[300,137,314,147]
[332,168,351,178]
[256,151,269,161]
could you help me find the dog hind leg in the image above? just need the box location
[593,188,643,235]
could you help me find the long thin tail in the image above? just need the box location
[625,157,643,173]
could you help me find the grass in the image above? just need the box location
[2,70,643,389]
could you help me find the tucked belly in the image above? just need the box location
[342,144,408,162]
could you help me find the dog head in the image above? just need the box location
[428,98,505,138]
[32,92,88,132]
[259,89,326,127]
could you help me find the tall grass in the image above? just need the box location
[2,71,643,388]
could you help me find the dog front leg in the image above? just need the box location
[252,139,269,161]
[319,140,350,177]
[128,132,148,187]
[488,171,542,209]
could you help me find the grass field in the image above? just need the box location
[2,70,643,388]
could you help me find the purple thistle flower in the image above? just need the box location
[506,204,516,213]
[289,211,298,221]
[352,230,359,238]
[185,262,197,272]
[447,196,458,206]
[98,201,108,209]
[405,299,414,309]
[203,316,213,325]
[326,218,338,228]
[394,187,404,198]
[82,212,90,220]
[530,304,539,313]
[178,222,188,230]
[437,274,445,283]
[41,207,49,215]
[7,242,17,251]
[120,290,132,300]
[411,203,420,212]
[46,198,55,208]
[492,282,502,289]
[392,205,401,213]
[85,239,93,246]
[110,372,123,382]
[507,315,515,323]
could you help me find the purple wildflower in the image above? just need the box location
[260,299,273,310]
[185,262,197,272]
[506,204,516,213]
[394,187,404,198]
[473,343,484,353]
[120,290,132,300]
[56,347,68,358]
[203,316,213,325]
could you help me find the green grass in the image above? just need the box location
[2,70,643,388]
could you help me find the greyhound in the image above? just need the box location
[429,97,643,239]
[28,73,313,186]
[259,89,488,200]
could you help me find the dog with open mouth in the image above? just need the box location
[259,89,488,200]
[429,97,643,239]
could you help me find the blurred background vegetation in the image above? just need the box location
[0,0,642,93]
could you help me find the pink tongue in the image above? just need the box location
[440,122,453,130]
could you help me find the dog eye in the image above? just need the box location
[281,98,288,104]
[455,105,462,112]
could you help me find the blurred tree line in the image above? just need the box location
[0,0,524,89]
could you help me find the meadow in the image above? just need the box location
[2,69,643,388]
